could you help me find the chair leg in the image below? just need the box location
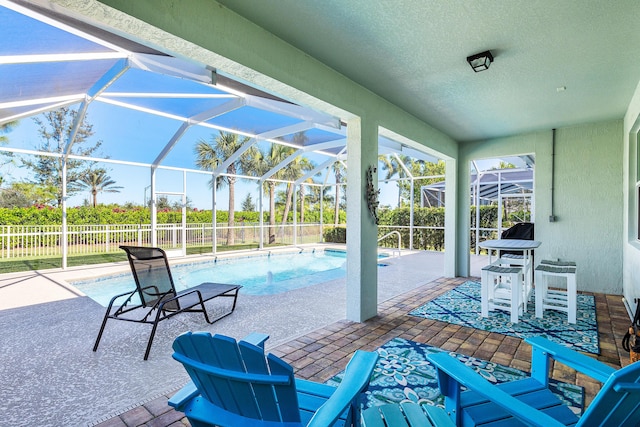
[510,272,520,324]
[481,269,490,318]
[93,315,109,352]
[93,307,114,352]
[535,269,544,319]
[230,288,240,311]
[144,310,164,360]
[567,274,577,324]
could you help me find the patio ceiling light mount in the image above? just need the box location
[466,50,493,72]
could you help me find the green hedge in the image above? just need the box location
[320,205,505,250]
[323,227,346,243]
[0,206,270,225]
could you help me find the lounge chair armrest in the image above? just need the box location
[306,350,378,427]
[168,381,200,411]
[105,289,137,306]
[526,337,615,383]
[428,352,565,427]
[241,332,269,349]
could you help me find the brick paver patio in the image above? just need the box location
[96,276,630,427]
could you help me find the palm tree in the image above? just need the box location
[0,120,18,183]
[0,120,18,144]
[399,159,445,206]
[76,168,123,207]
[331,161,346,225]
[379,154,406,207]
[195,131,251,246]
[280,157,314,227]
[242,144,292,243]
[278,132,309,227]
[298,174,316,224]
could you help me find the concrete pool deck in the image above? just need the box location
[0,247,485,426]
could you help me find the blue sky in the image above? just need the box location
[1,3,408,212]
[3,102,402,210]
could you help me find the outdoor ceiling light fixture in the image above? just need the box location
[467,50,493,72]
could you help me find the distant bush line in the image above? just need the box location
[0,205,343,225]
[323,205,529,251]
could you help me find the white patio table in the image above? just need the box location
[479,238,541,290]
[478,239,541,322]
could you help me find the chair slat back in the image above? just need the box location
[580,362,640,426]
[120,246,178,310]
[173,332,301,423]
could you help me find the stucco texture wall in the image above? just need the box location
[623,80,640,308]
[460,120,623,294]
[545,121,623,294]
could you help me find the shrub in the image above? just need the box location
[323,227,346,243]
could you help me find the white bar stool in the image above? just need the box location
[499,253,532,306]
[481,263,525,324]
[534,260,577,324]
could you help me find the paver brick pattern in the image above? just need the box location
[96,276,629,427]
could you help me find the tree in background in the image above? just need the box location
[0,181,57,208]
[21,107,102,206]
[380,155,446,208]
[280,156,315,226]
[298,175,316,223]
[0,120,19,185]
[241,193,256,211]
[491,161,516,170]
[398,159,446,206]
[379,154,405,207]
[195,131,251,245]
[279,132,312,226]
[76,168,123,208]
[331,161,346,225]
[243,143,292,243]
[153,195,193,211]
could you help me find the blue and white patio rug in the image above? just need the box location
[409,281,599,354]
[327,337,583,414]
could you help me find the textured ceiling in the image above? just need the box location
[216,0,640,142]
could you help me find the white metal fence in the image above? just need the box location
[0,222,455,260]
[0,223,329,259]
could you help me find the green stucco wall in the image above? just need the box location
[459,120,623,294]
[623,80,640,309]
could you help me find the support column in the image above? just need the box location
[409,178,414,250]
[346,117,378,322]
[259,185,264,249]
[61,159,68,269]
[293,185,298,245]
[320,185,324,241]
[444,158,458,277]
[212,176,217,254]
[455,158,471,276]
[182,170,187,256]
[150,167,157,247]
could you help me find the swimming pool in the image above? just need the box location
[73,249,386,306]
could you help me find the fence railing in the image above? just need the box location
[0,223,330,259]
[0,222,502,260]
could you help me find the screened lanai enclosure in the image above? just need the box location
[421,158,535,253]
[0,1,447,267]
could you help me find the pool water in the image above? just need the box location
[73,249,385,306]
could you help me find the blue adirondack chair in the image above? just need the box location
[428,336,640,426]
[362,402,455,426]
[169,331,378,427]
